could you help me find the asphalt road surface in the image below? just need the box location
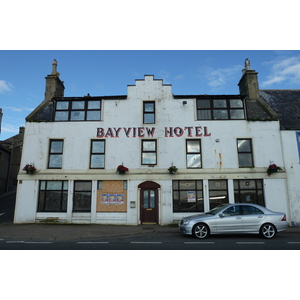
[1,230,300,250]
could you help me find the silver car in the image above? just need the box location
[179,203,288,239]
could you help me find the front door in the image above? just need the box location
[139,181,160,224]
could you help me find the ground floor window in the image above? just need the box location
[37,180,68,212]
[233,179,265,206]
[173,180,203,212]
[73,181,92,212]
[208,180,228,209]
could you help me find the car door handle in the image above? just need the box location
[236,217,242,219]
[258,216,263,218]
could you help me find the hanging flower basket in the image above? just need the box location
[267,164,282,176]
[168,166,178,174]
[117,165,129,174]
[23,163,36,174]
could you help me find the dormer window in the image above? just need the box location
[196,97,245,120]
[54,98,101,121]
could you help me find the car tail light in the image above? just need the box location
[281,214,286,221]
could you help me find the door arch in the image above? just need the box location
[138,181,160,224]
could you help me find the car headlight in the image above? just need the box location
[182,219,190,225]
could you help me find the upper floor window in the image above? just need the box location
[143,101,155,124]
[54,99,101,121]
[48,139,63,169]
[196,98,245,120]
[141,140,157,165]
[90,140,105,169]
[186,139,201,168]
[237,139,254,168]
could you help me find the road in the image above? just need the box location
[1,230,300,250]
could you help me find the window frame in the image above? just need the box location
[186,139,202,168]
[37,180,68,212]
[208,180,229,210]
[233,179,265,206]
[143,101,155,124]
[54,99,102,122]
[237,138,254,168]
[90,140,105,169]
[196,97,246,120]
[48,139,64,169]
[141,139,157,165]
[73,180,92,212]
[172,180,204,212]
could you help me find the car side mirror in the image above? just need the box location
[219,213,224,218]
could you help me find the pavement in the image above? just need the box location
[0,191,299,242]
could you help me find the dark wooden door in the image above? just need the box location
[140,189,158,224]
[139,181,160,224]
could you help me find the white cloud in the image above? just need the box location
[262,56,300,87]
[0,123,20,134]
[204,65,242,91]
[3,106,33,112]
[0,80,13,94]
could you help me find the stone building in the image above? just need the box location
[13,59,292,225]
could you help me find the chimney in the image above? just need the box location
[44,59,65,101]
[238,58,260,100]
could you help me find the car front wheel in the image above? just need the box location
[260,223,276,239]
[192,223,209,239]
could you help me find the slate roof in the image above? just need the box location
[260,90,300,130]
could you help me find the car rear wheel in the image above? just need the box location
[192,223,209,239]
[260,223,276,239]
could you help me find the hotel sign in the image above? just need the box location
[96,126,211,138]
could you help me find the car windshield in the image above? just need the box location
[205,204,229,215]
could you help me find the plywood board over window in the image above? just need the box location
[97,180,127,212]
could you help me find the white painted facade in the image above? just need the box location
[281,131,300,225]
[14,75,290,225]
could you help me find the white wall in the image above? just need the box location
[281,131,300,224]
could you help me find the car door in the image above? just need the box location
[216,205,243,233]
[241,205,266,233]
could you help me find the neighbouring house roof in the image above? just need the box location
[260,90,300,130]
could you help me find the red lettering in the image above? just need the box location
[105,128,114,138]
[165,127,174,137]
[114,128,122,137]
[185,127,193,137]
[174,127,184,137]
[97,128,105,138]
[146,127,156,137]
[195,126,203,137]
[123,127,132,137]
[204,126,211,137]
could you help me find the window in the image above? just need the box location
[54,99,101,121]
[196,98,245,120]
[173,180,203,212]
[296,132,300,161]
[223,205,242,216]
[73,181,92,212]
[242,205,264,215]
[143,101,155,124]
[208,180,228,209]
[37,180,68,212]
[237,139,254,167]
[48,139,63,169]
[141,140,157,165]
[90,140,105,168]
[186,139,201,168]
[234,179,265,206]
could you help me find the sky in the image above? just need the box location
[1,50,300,140]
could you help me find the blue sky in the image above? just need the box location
[1,50,300,140]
